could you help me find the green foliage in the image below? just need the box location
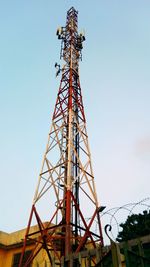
[116,210,150,242]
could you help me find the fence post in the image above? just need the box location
[123,243,130,267]
[111,240,122,267]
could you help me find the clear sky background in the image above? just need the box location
[0,0,150,234]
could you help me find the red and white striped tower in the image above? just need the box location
[19,7,103,267]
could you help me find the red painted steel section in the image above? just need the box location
[71,193,97,249]
[53,70,85,123]
[75,209,97,253]
[65,190,71,256]
[18,205,34,267]
[97,210,104,247]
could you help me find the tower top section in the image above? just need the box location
[56,7,85,71]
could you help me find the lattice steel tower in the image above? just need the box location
[19,7,103,267]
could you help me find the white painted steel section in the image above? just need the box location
[66,109,73,191]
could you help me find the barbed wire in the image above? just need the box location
[100,197,150,241]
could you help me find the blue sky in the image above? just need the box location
[0,0,150,233]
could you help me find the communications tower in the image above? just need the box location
[19,7,103,267]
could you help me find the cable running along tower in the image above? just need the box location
[19,7,103,267]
